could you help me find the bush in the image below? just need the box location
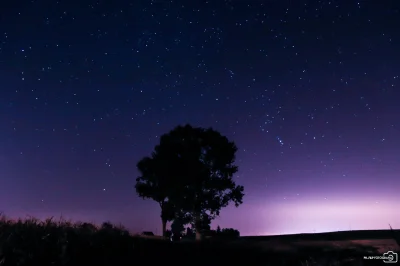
[0,214,136,266]
[212,227,240,239]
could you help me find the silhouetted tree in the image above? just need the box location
[135,155,177,237]
[156,124,245,240]
[216,225,221,234]
[220,228,240,238]
[171,219,185,236]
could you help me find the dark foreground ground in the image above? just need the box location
[241,229,400,242]
[0,216,398,266]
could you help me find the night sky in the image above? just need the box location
[1,1,399,236]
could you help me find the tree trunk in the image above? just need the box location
[162,219,167,237]
[195,214,203,241]
[195,230,203,241]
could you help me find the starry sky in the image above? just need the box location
[1,0,400,236]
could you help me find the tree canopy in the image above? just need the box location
[135,124,244,240]
[135,154,177,236]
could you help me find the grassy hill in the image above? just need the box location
[241,229,400,242]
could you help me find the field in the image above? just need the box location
[0,215,398,266]
[239,230,400,253]
[236,231,399,265]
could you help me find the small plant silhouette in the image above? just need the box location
[389,224,400,248]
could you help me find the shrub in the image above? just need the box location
[0,214,136,266]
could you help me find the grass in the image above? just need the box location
[0,213,398,266]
